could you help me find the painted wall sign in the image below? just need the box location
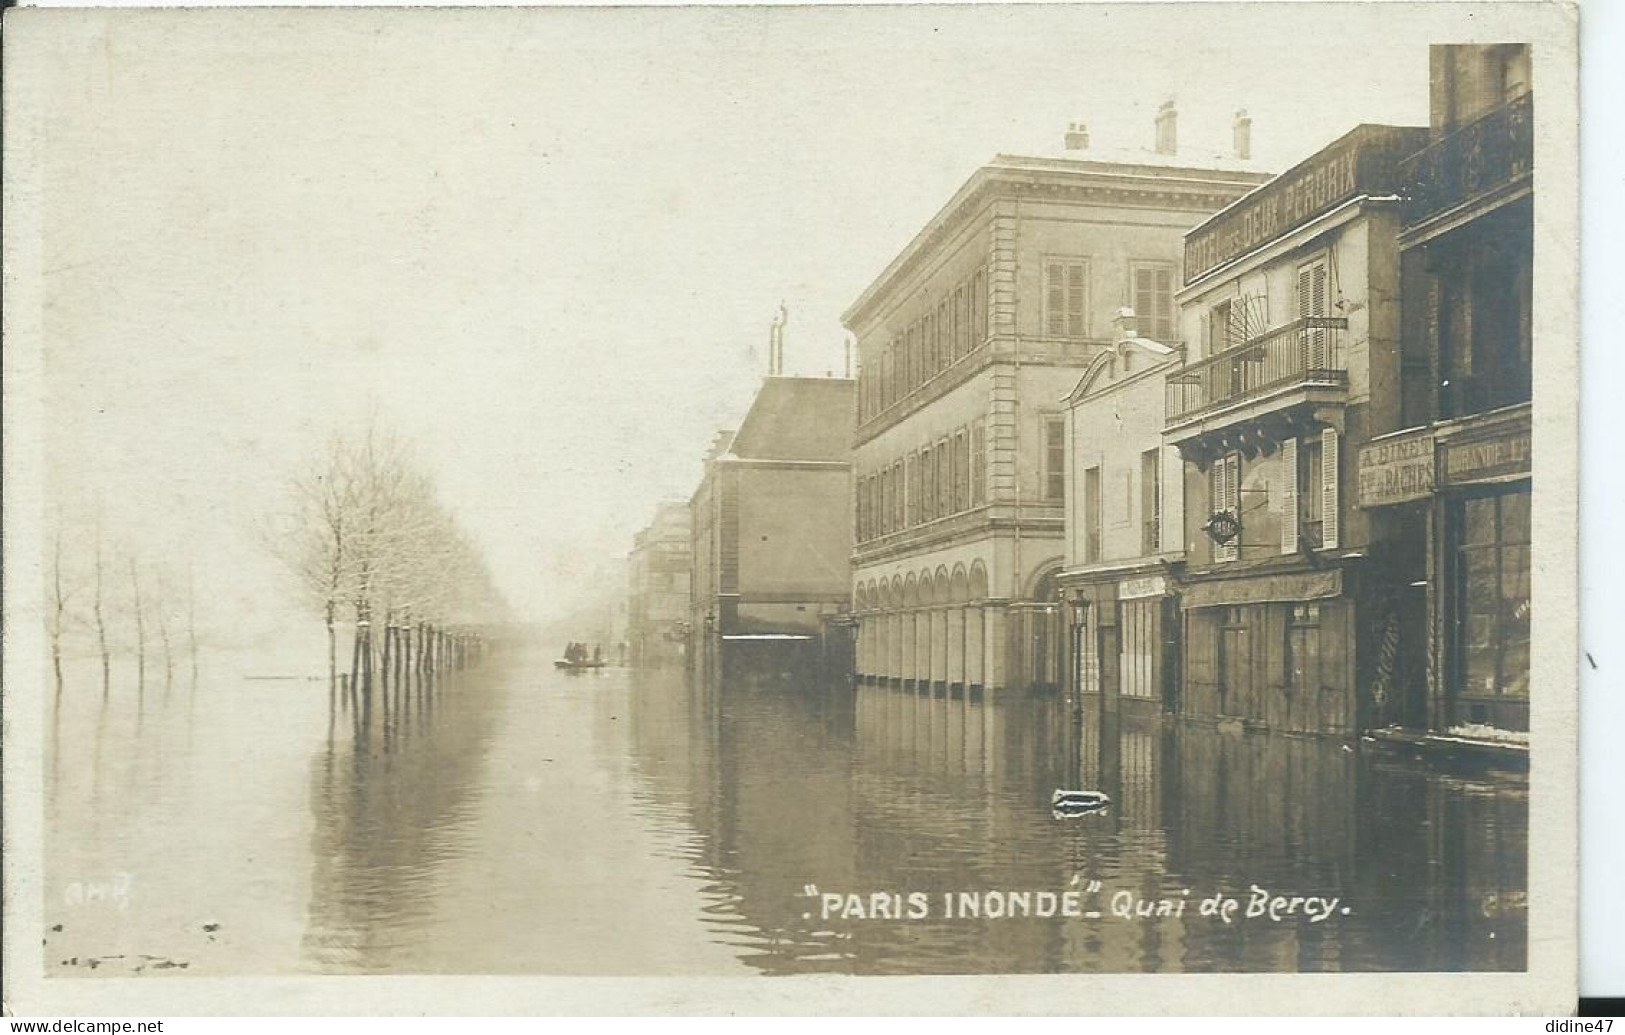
[1184,125,1428,283]
[1358,430,1437,507]
[1118,575,1167,600]
[1443,427,1531,485]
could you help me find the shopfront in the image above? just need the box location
[1062,568,1180,719]
[1357,404,1531,733]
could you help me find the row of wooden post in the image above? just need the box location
[340,622,487,696]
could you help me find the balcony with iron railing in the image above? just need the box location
[1165,317,1349,433]
[1401,91,1533,233]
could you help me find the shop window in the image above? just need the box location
[1285,603,1321,692]
[1120,598,1158,698]
[1219,606,1250,709]
[1455,490,1532,714]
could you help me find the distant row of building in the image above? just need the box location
[628,44,1533,739]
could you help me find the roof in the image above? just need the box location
[725,376,856,463]
[1065,339,1183,405]
[843,153,1272,329]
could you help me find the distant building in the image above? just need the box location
[627,502,693,665]
[846,113,1269,696]
[1058,310,1186,717]
[689,376,856,675]
[1164,122,1428,736]
[1358,44,1533,733]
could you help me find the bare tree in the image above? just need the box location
[129,555,147,699]
[48,524,72,705]
[186,562,199,687]
[93,521,111,699]
[268,420,509,695]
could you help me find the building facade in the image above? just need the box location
[627,502,693,665]
[847,129,1268,696]
[1057,314,1186,718]
[1357,44,1533,734]
[1165,123,1428,736]
[689,376,856,675]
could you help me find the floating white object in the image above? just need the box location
[1052,789,1111,809]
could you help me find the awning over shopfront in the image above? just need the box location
[1182,569,1342,609]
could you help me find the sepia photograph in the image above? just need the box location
[0,1,1579,1015]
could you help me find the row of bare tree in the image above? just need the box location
[272,424,507,694]
[46,517,198,707]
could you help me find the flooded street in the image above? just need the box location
[44,645,1527,977]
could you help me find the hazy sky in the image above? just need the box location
[22,5,1451,625]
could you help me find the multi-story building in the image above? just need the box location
[1357,44,1533,734]
[1057,310,1186,717]
[627,502,693,665]
[1164,122,1428,736]
[689,376,856,676]
[846,115,1268,695]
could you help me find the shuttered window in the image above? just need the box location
[953,432,969,512]
[936,442,951,517]
[1142,448,1162,554]
[1321,427,1340,548]
[1132,262,1176,342]
[1045,416,1066,501]
[972,269,988,346]
[1299,257,1330,367]
[1281,437,1299,555]
[1046,260,1088,338]
[929,445,942,523]
[1212,453,1241,562]
[1084,465,1102,562]
[970,420,987,506]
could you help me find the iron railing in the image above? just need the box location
[1166,316,1349,423]
[1401,92,1533,227]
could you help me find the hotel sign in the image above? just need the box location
[1358,430,1436,508]
[1185,125,1429,283]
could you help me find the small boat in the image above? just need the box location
[554,659,607,671]
[1051,789,1111,818]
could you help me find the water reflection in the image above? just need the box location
[301,668,504,972]
[44,647,1525,977]
[626,670,1528,974]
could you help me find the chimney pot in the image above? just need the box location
[1064,121,1090,151]
[1233,109,1253,160]
[1113,307,1139,340]
[1154,100,1178,156]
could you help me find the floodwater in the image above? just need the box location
[42,643,1528,976]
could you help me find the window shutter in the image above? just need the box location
[1299,259,1329,367]
[1212,454,1240,563]
[1321,427,1339,549]
[1067,264,1086,337]
[1280,437,1299,555]
[1046,264,1064,336]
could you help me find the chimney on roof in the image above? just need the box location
[1154,100,1178,156]
[1064,121,1090,152]
[1113,307,1138,342]
[1233,109,1253,160]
